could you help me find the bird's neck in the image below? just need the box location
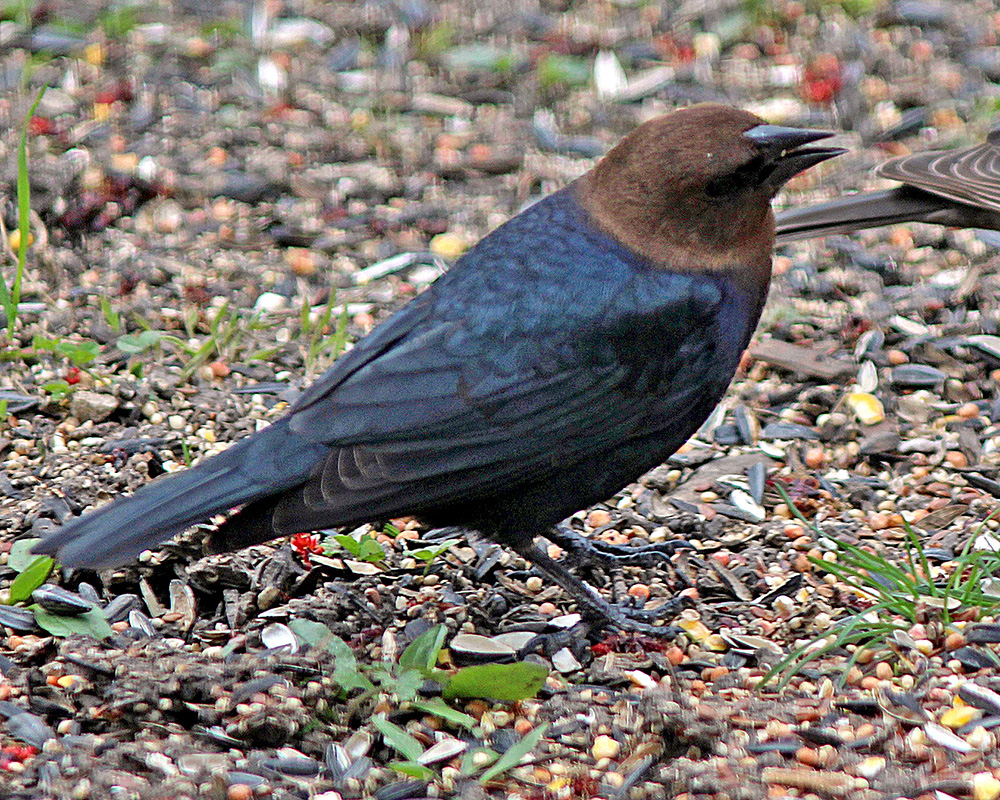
[572,176,774,296]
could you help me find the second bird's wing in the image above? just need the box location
[875,133,1000,212]
[775,133,1000,243]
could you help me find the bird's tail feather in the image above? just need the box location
[774,187,946,243]
[33,418,327,569]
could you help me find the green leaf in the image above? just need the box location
[536,54,590,88]
[443,662,548,702]
[8,539,42,572]
[357,536,386,562]
[32,335,60,352]
[32,607,113,640]
[334,658,374,694]
[57,339,100,366]
[399,624,447,674]
[1,84,47,336]
[99,297,120,333]
[410,698,477,731]
[331,533,362,557]
[411,539,460,566]
[7,558,52,604]
[331,533,385,563]
[390,668,424,703]
[117,330,163,354]
[373,716,424,762]
[390,762,435,780]
[42,381,72,401]
[479,723,547,783]
[289,619,376,693]
[289,617,337,648]
[31,336,101,366]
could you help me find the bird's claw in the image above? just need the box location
[547,524,692,569]
[595,600,683,637]
[514,539,684,637]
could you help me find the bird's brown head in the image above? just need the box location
[578,104,843,278]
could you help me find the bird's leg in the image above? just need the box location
[509,539,682,636]
[546,523,693,569]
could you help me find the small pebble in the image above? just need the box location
[945,451,969,468]
[228,785,254,800]
[856,756,885,779]
[803,447,825,469]
[586,509,612,528]
[628,584,650,601]
[958,402,980,419]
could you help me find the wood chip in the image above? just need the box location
[761,767,854,796]
[749,339,855,380]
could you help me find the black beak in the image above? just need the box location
[743,123,846,192]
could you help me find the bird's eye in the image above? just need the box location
[705,155,768,198]
[705,173,741,197]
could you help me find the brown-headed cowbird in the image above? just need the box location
[34,105,842,632]
[775,130,1000,243]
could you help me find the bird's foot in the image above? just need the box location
[546,523,692,569]
[512,540,683,637]
[597,594,686,636]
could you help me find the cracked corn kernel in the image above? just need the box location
[846,392,884,425]
[940,705,980,729]
[677,617,711,642]
[973,772,1000,800]
[592,735,620,760]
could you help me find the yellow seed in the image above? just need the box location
[914,638,934,656]
[705,633,728,652]
[429,232,467,259]
[84,42,104,66]
[677,618,711,642]
[8,229,33,251]
[846,392,885,425]
[940,705,980,729]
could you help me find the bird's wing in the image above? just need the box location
[875,135,1000,212]
[272,259,746,529]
